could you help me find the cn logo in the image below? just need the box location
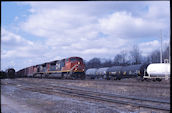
[56,63,60,69]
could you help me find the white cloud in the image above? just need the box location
[98,11,167,39]
[1,28,34,48]
[19,2,169,58]
[19,3,132,60]
[139,40,159,56]
[145,2,170,20]
[139,39,170,56]
[21,2,169,40]
[1,28,49,70]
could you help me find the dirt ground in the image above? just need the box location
[1,78,170,113]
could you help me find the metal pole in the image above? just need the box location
[169,33,171,64]
[169,6,171,64]
[160,30,162,63]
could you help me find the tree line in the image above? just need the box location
[85,45,170,69]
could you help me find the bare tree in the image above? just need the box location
[143,56,151,64]
[129,45,142,64]
[86,57,101,69]
[163,46,170,62]
[150,50,160,63]
[148,46,169,63]
[114,50,129,66]
[102,59,113,67]
[121,50,128,65]
[114,54,123,65]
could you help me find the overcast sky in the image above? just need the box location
[1,1,170,71]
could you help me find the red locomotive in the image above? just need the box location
[16,56,85,79]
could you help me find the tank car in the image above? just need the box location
[0,70,7,79]
[144,63,170,81]
[85,68,98,79]
[121,64,148,79]
[6,68,15,78]
[96,67,109,79]
[107,66,122,80]
[107,63,149,80]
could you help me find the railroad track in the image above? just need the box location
[15,78,170,89]
[2,79,170,112]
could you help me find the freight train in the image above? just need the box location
[85,63,170,81]
[4,56,170,81]
[16,56,85,79]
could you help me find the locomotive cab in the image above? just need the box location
[64,57,85,72]
[62,57,85,79]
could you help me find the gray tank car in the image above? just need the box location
[85,68,98,79]
[106,66,122,80]
[107,64,149,80]
[96,67,109,79]
[120,64,144,78]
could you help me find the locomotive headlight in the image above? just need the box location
[78,62,80,64]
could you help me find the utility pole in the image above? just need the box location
[169,31,171,64]
[160,30,163,63]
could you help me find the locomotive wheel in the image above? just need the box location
[61,73,64,79]
[33,74,36,78]
[72,75,77,80]
[103,75,106,79]
[45,74,49,78]
[63,73,68,79]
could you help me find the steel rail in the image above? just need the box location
[56,79,170,89]
[6,79,170,104]
[22,85,170,111]
[2,80,170,111]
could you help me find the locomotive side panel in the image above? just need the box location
[28,66,34,77]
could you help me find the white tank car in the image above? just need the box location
[147,63,170,77]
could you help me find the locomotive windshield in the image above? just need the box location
[70,57,83,62]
